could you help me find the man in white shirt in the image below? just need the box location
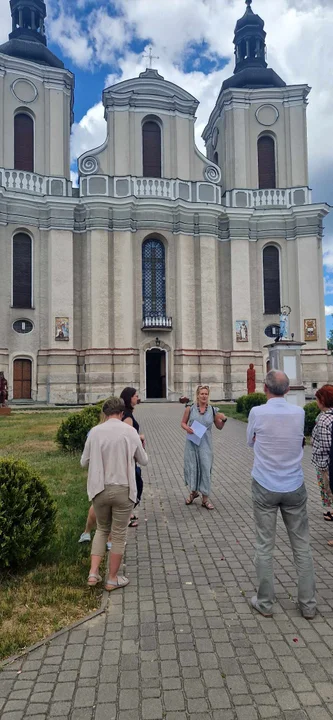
[247,370,316,619]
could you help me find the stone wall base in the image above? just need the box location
[0,347,332,404]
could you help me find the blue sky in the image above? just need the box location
[0,0,332,336]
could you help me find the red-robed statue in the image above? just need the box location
[0,372,8,406]
[247,364,256,394]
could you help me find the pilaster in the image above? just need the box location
[199,235,218,350]
[48,229,74,349]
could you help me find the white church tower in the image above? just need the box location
[0,0,330,403]
[203,0,330,396]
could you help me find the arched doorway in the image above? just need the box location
[146,348,167,399]
[13,358,32,399]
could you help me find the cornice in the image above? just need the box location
[103,76,199,118]
[0,52,74,89]
[202,84,311,143]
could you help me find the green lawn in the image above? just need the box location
[218,403,247,423]
[0,412,101,661]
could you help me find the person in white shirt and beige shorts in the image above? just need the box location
[81,397,148,592]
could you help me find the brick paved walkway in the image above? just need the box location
[2,403,333,720]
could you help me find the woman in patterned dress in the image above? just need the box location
[311,385,333,539]
[181,385,227,510]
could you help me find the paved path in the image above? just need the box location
[2,404,333,720]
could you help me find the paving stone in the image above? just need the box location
[142,698,163,719]
[73,686,95,707]
[208,688,231,709]
[163,690,185,711]
[96,683,117,703]
[275,689,300,710]
[52,682,75,702]
[236,709,258,720]
[2,408,333,720]
[49,701,72,716]
[119,689,139,709]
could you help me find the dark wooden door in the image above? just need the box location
[146,349,164,398]
[13,359,32,399]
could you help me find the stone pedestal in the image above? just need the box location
[266,340,306,407]
[0,406,11,415]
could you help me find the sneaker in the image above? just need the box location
[250,595,273,618]
[106,541,112,551]
[79,532,91,543]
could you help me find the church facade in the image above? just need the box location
[0,0,330,403]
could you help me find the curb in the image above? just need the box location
[1,589,109,670]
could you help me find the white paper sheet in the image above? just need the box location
[188,420,207,446]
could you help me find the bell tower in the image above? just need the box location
[234,0,267,75]
[9,0,47,43]
[0,0,74,179]
[202,0,309,194]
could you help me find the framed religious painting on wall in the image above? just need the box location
[304,319,317,342]
[55,317,69,341]
[236,320,249,342]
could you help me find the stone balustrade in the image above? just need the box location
[142,316,173,330]
[0,168,70,196]
[224,186,312,209]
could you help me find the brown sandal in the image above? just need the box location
[185,491,199,505]
[202,500,214,510]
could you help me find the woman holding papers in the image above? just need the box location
[181,385,227,510]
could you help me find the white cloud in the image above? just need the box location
[87,10,130,65]
[71,101,106,164]
[48,7,93,68]
[323,236,333,271]
[325,306,333,316]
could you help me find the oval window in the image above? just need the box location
[13,319,33,334]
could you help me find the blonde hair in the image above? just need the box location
[195,385,210,404]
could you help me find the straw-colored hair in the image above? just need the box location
[195,385,210,404]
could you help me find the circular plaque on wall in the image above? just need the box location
[255,104,279,127]
[11,79,38,104]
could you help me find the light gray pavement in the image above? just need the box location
[2,403,333,720]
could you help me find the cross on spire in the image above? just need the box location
[143,46,159,69]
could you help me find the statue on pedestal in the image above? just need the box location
[247,364,256,394]
[0,372,8,406]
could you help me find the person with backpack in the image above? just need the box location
[181,385,227,510]
[311,384,333,541]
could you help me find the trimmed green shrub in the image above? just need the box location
[304,401,320,436]
[56,405,102,453]
[236,395,247,414]
[0,458,56,569]
[243,392,267,417]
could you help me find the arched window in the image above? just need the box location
[263,245,280,315]
[142,120,161,177]
[14,113,34,172]
[142,239,166,318]
[13,233,32,308]
[213,151,219,166]
[258,135,276,189]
